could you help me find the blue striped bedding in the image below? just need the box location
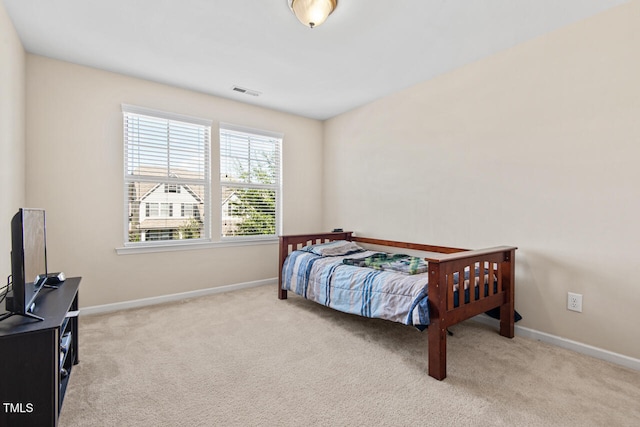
[282,249,432,327]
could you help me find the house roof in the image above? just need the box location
[128,168,205,203]
[137,182,204,204]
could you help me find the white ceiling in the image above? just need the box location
[3,0,628,120]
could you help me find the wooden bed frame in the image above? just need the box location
[278,231,517,380]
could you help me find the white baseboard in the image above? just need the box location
[472,314,640,372]
[82,283,639,373]
[80,277,277,316]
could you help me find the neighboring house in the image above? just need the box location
[128,175,269,241]
[221,189,240,237]
[130,181,203,242]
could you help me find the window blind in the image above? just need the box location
[220,124,282,238]
[123,105,211,245]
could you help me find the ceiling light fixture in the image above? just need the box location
[288,0,337,29]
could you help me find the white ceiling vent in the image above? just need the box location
[232,86,262,97]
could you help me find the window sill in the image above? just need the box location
[115,237,278,255]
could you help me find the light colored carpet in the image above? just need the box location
[60,285,640,426]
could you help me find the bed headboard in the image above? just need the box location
[278,232,353,299]
[279,231,353,256]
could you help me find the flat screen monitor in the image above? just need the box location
[4,208,48,319]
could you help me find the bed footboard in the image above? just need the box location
[425,246,517,380]
[350,237,516,379]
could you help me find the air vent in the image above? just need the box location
[232,86,261,97]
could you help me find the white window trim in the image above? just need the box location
[122,104,212,127]
[115,236,277,255]
[219,122,283,240]
[122,104,212,249]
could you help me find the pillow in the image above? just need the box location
[302,240,364,257]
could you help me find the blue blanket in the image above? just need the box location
[282,250,432,327]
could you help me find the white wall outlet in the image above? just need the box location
[567,292,583,312]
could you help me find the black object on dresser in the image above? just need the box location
[0,276,80,427]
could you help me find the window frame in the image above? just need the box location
[219,122,283,241]
[122,104,212,248]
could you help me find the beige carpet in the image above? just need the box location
[60,285,640,426]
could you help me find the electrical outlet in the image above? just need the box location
[567,292,583,312]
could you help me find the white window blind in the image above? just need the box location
[220,123,282,238]
[123,105,211,245]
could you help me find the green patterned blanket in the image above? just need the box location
[342,253,428,275]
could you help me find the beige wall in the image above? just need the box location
[324,1,640,359]
[0,2,25,277]
[9,0,639,361]
[25,55,324,307]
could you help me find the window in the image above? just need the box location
[220,123,282,238]
[165,184,180,194]
[181,203,200,219]
[123,105,211,245]
[145,202,173,218]
[146,230,175,241]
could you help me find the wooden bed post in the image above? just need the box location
[278,236,288,300]
[427,262,447,380]
[499,248,516,338]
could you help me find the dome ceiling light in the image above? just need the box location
[288,0,338,28]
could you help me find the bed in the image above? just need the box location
[278,231,517,380]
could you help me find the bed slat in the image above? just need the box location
[489,262,496,296]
